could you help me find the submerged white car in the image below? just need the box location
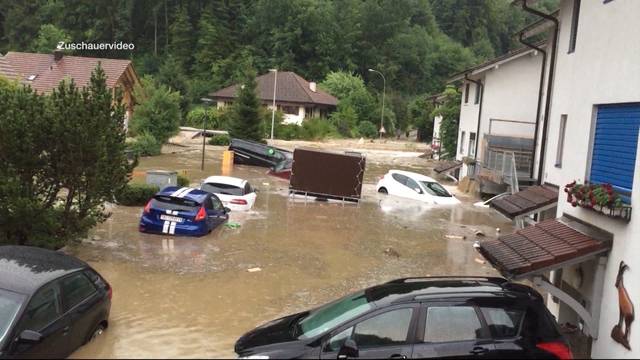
[200,176,257,211]
[376,170,460,205]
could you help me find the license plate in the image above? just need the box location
[160,215,184,223]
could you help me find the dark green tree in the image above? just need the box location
[169,5,194,68]
[129,76,181,143]
[431,85,461,159]
[229,67,263,142]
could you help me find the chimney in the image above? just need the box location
[309,82,317,92]
[53,49,63,61]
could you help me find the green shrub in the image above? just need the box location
[128,132,162,156]
[177,174,190,187]
[115,183,159,206]
[356,121,378,138]
[275,123,302,140]
[208,134,231,146]
[300,118,339,140]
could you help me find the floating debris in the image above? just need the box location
[224,222,241,229]
[247,267,262,273]
[474,230,485,237]
[384,247,400,258]
[445,234,466,240]
[474,257,486,265]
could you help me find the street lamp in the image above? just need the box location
[368,68,386,139]
[200,97,214,171]
[269,69,278,141]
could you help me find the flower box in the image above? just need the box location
[564,181,632,222]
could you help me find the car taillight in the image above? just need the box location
[107,286,113,301]
[143,200,152,214]
[537,341,573,359]
[230,198,248,205]
[195,207,206,221]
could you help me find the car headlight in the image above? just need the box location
[238,355,269,359]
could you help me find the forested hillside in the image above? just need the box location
[0,0,557,135]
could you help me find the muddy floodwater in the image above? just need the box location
[68,147,514,359]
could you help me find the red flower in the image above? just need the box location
[571,201,578,207]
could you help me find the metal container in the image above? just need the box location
[289,148,366,202]
[146,170,178,190]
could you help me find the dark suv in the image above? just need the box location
[235,277,572,359]
[0,246,112,359]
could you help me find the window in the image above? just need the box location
[459,131,466,154]
[464,83,470,104]
[326,327,354,352]
[424,306,482,343]
[352,308,413,348]
[0,289,26,342]
[568,0,581,53]
[469,132,477,157]
[391,173,409,185]
[244,183,254,194]
[480,307,524,339]
[210,196,223,210]
[305,107,314,118]
[420,182,452,198]
[19,284,60,332]
[405,178,422,193]
[281,106,298,115]
[555,115,567,167]
[296,291,374,339]
[201,183,244,196]
[60,273,96,312]
[474,83,482,104]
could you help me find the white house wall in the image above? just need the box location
[457,83,481,177]
[539,0,640,357]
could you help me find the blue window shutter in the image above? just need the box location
[590,103,640,199]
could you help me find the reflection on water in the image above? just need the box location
[69,149,513,359]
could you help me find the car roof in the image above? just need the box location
[363,277,536,307]
[0,246,88,295]
[389,169,436,182]
[202,176,246,187]
[158,186,210,204]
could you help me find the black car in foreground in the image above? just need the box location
[0,246,111,359]
[236,277,572,359]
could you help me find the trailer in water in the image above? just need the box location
[289,148,366,202]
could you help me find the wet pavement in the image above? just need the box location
[68,147,514,359]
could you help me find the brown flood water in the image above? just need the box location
[68,147,513,359]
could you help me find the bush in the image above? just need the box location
[275,123,302,140]
[208,134,231,146]
[300,118,339,140]
[329,105,358,137]
[115,183,159,206]
[129,76,181,143]
[129,132,162,157]
[357,121,378,138]
[177,174,190,187]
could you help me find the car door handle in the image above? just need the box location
[389,355,407,359]
[62,326,70,336]
[470,346,489,355]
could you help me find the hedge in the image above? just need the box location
[115,183,159,206]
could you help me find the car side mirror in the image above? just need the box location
[337,339,358,359]
[414,187,423,194]
[224,207,231,213]
[18,330,43,344]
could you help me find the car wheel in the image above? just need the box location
[86,322,106,344]
[378,187,388,194]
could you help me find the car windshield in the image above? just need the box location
[420,181,452,197]
[295,291,373,340]
[152,195,200,211]
[201,183,244,196]
[0,289,25,345]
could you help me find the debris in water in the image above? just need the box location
[247,267,262,273]
[384,247,400,258]
[496,227,501,233]
[445,234,466,240]
[474,230,485,237]
[262,182,270,186]
[224,222,241,229]
[475,258,486,265]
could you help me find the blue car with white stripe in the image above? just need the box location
[139,186,229,236]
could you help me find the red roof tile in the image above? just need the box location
[209,71,338,106]
[476,219,612,279]
[0,52,134,93]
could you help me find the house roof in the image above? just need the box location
[491,185,558,219]
[433,160,463,174]
[0,51,137,93]
[209,71,338,106]
[476,217,612,280]
[448,40,547,82]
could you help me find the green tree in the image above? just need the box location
[29,24,71,53]
[431,85,461,158]
[169,5,194,68]
[228,67,263,142]
[129,76,181,144]
[408,95,435,142]
[320,71,376,124]
[156,55,190,112]
[329,104,358,137]
[0,65,132,248]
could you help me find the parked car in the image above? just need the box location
[229,138,292,169]
[200,176,257,211]
[139,186,229,236]
[235,277,572,359]
[376,170,460,205]
[0,246,111,359]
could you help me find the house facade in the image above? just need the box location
[450,44,546,191]
[474,0,640,358]
[208,71,338,125]
[0,50,139,128]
